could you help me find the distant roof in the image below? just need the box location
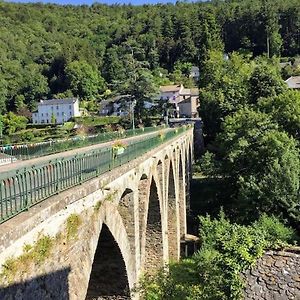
[190,88,199,96]
[38,98,78,106]
[285,76,300,89]
[191,66,199,72]
[279,62,292,68]
[180,88,199,96]
[180,88,191,95]
[160,85,182,93]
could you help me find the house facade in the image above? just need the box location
[159,84,183,104]
[32,98,81,124]
[285,76,300,90]
[177,88,199,118]
[159,85,199,118]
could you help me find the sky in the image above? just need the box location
[7,0,190,5]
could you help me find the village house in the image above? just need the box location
[99,95,131,117]
[285,76,300,90]
[99,95,156,117]
[159,84,200,118]
[177,88,200,118]
[32,98,81,124]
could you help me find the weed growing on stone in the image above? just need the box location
[66,214,82,240]
[94,201,102,212]
[104,190,118,202]
[0,235,53,284]
[31,235,53,264]
[1,258,18,282]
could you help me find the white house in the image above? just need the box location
[285,76,300,90]
[32,98,81,124]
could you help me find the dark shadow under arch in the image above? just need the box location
[85,224,130,299]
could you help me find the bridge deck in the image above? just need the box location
[0,126,164,163]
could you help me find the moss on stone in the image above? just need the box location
[66,214,82,240]
[0,235,54,284]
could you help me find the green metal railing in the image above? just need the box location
[0,126,187,223]
[0,126,165,161]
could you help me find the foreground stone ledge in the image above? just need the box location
[243,247,300,300]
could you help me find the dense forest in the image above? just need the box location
[0,0,299,115]
[1,1,300,299]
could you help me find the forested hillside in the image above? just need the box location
[0,0,299,114]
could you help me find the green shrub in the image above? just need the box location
[254,214,298,247]
[139,212,297,300]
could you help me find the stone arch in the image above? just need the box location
[86,203,136,299]
[143,176,164,273]
[86,223,130,299]
[166,160,180,261]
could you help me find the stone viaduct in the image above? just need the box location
[0,129,193,299]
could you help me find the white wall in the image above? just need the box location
[32,100,81,124]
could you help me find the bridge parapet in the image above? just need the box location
[0,127,188,223]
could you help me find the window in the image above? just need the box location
[70,112,72,116]
[51,106,53,110]
[46,113,48,117]
[41,113,43,117]
[69,105,72,110]
[56,106,59,110]
[57,112,59,116]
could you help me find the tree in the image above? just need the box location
[21,64,50,109]
[65,60,105,100]
[199,51,252,140]
[260,0,282,57]
[259,90,300,138]
[0,76,7,115]
[219,108,300,224]
[102,46,126,84]
[249,60,287,103]
[2,112,28,135]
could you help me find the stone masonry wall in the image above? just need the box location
[243,248,300,300]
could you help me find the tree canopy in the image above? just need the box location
[0,0,299,114]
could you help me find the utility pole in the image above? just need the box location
[0,120,3,146]
[132,99,136,131]
[267,35,270,58]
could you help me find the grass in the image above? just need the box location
[94,201,102,212]
[74,116,121,127]
[61,122,75,130]
[0,213,83,284]
[66,214,82,240]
